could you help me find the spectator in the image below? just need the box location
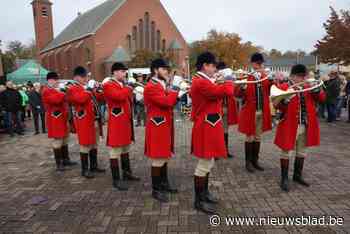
[345,75,350,123]
[134,73,146,127]
[2,81,23,136]
[336,74,347,120]
[324,70,341,123]
[28,82,46,135]
[25,83,33,120]
[18,86,29,122]
[0,84,6,130]
[318,75,329,119]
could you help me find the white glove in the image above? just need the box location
[87,80,96,89]
[58,82,66,90]
[178,90,187,98]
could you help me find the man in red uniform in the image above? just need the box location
[144,58,182,203]
[235,53,272,173]
[67,66,105,179]
[274,64,326,192]
[42,72,76,171]
[103,62,140,191]
[190,52,234,214]
[217,62,239,158]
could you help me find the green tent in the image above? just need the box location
[7,60,49,84]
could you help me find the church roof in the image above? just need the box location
[265,55,316,67]
[105,47,131,63]
[42,0,126,53]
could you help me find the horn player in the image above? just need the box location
[273,64,326,192]
[234,53,274,173]
[190,52,234,214]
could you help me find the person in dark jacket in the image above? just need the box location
[324,70,341,123]
[345,76,350,123]
[2,81,23,136]
[0,85,6,130]
[28,83,46,134]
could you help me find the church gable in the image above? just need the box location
[94,0,188,56]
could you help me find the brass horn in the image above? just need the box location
[270,79,324,104]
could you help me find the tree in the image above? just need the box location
[1,39,37,74]
[189,29,261,72]
[269,49,283,59]
[315,7,350,65]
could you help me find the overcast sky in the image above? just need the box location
[0,0,349,52]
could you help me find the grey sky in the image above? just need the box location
[0,0,349,52]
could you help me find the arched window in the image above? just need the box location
[42,7,48,17]
[144,12,150,49]
[132,26,137,51]
[156,30,161,52]
[138,19,144,49]
[55,50,61,76]
[162,39,166,52]
[85,47,92,68]
[126,34,132,52]
[151,21,155,52]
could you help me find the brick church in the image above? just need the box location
[32,0,189,81]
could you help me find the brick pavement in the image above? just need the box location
[0,114,349,234]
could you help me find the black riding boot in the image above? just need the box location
[252,141,264,171]
[62,144,78,166]
[80,153,94,179]
[280,158,289,192]
[161,163,178,193]
[89,149,106,173]
[152,166,169,202]
[53,148,65,171]
[204,173,218,203]
[293,157,310,187]
[245,142,255,173]
[224,133,233,158]
[194,176,216,214]
[121,153,140,181]
[110,159,128,190]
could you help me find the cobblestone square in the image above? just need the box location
[0,114,349,234]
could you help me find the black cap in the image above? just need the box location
[196,52,217,71]
[111,62,128,74]
[46,72,59,80]
[216,61,227,70]
[73,66,88,77]
[291,64,308,76]
[250,52,265,64]
[27,81,34,87]
[150,58,170,71]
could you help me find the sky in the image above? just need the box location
[0,0,349,53]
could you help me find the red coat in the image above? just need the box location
[274,83,326,151]
[42,86,69,139]
[144,79,178,158]
[190,73,235,159]
[235,72,272,136]
[66,84,98,146]
[103,79,134,147]
[226,96,239,125]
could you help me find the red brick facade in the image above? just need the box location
[33,0,189,81]
[31,0,54,56]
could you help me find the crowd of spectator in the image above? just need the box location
[0,81,46,137]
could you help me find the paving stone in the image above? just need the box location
[0,116,349,233]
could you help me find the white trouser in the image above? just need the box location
[246,111,263,142]
[79,125,100,153]
[281,125,307,159]
[110,145,131,159]
[52,136,69,149]
[194,158,215,177]
[151,159,169,167]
